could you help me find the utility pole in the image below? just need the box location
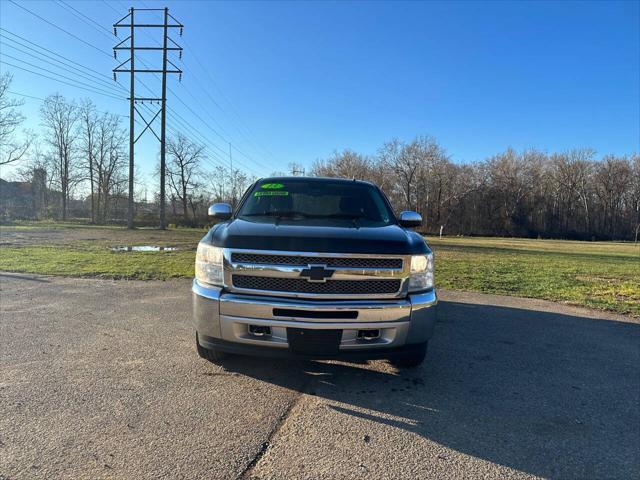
[112,7,183,229]
[127,7,134,229]
[159,7,169,229]
[229,142,233,203]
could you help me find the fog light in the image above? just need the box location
[357,329,380,341]
[248,325,271,337]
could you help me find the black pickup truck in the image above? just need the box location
[192,177,437,367]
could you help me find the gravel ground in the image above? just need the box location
[1,273,638,479]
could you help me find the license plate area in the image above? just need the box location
[287,328,342,355]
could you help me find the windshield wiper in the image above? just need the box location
[241,212,365,227]
[308,213,362,219]
[241,211,309,218]
[240,211,313,225]
[303,213,364,228]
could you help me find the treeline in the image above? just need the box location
[312,137,640,241]
[1,73,252,225]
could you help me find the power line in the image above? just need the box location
[164,86,265,174]
[8,90,129,118]
[0,19,144,109]
[167,103,261,175]
[9,0,261,190]
[166,44,273,170]
[138,102,254,193]
[101,0,121,16]
[129,53,263,175]
[1,40,123,93]
[164,106,242,170]
[149,100,257,177]
[0,60,124,101]
[172,75,269,173]
[56,0,114,40]
[67,1,267,177]
[0,28,127,94]
[0,52,122,98]
[7,0,112,59]
[137,1,272,162]
[12,0,268,179]
[179,40,278,163]
[102,0,161,47]
[6,90,45,101]
[130,2,270,170]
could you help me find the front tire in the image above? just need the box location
[389,341,428,368]
[196,332,228,364]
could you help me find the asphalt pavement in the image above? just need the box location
[1,273,638,479]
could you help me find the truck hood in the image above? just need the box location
[204,218,429,255]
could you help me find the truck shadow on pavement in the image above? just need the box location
[221,300,640,479]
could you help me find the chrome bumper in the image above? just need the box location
[192,279,438,354]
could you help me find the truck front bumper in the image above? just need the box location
[192,279,438,359]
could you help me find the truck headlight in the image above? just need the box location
[408,253,434,292]
[195,243,224,286]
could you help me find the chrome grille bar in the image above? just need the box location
[230,252,403,270]
[223,248,410,300]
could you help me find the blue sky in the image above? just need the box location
[1,0,638,187]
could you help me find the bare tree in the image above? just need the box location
[593,155,632,239]
[78,99,99,222]
[209,164,228,202]
[0,73,31,166]
[229,168,251,208]
[207,164,252,209]
[378,136,449,218]
[94,113,126,222]
[166,132,205,221]
[40,94,78,220]
[411,136,450,228]
[311,149,374,180]
[379,138,420,211]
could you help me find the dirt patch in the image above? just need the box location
[0,225,204,248]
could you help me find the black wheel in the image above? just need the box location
[389,342,428,368]
[196,332,228,363]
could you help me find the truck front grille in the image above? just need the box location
[232,275,402,295]
[230,253,402,270]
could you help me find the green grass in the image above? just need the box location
[428,237,639,316]
[1,224,638,316]
[0,245,196,280]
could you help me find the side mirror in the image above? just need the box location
[208,203,232,220]
[399,211,422,228]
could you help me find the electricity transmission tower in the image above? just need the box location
[112,7,183,229]
[291,165,306,176]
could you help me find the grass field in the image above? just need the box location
[428,237,639,316]
[1,223,638,316]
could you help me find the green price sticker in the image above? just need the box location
[254,191,289,197]
[260,183,285,189]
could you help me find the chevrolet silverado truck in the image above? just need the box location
[193,177,437,368]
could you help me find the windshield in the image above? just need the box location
[236,179,395,227]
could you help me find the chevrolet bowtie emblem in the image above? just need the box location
[300,265,335,282]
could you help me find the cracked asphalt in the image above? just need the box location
[1,273,638,479]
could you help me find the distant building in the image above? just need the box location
[0,168,48,220]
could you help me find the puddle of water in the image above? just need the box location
[111,246,178,252]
